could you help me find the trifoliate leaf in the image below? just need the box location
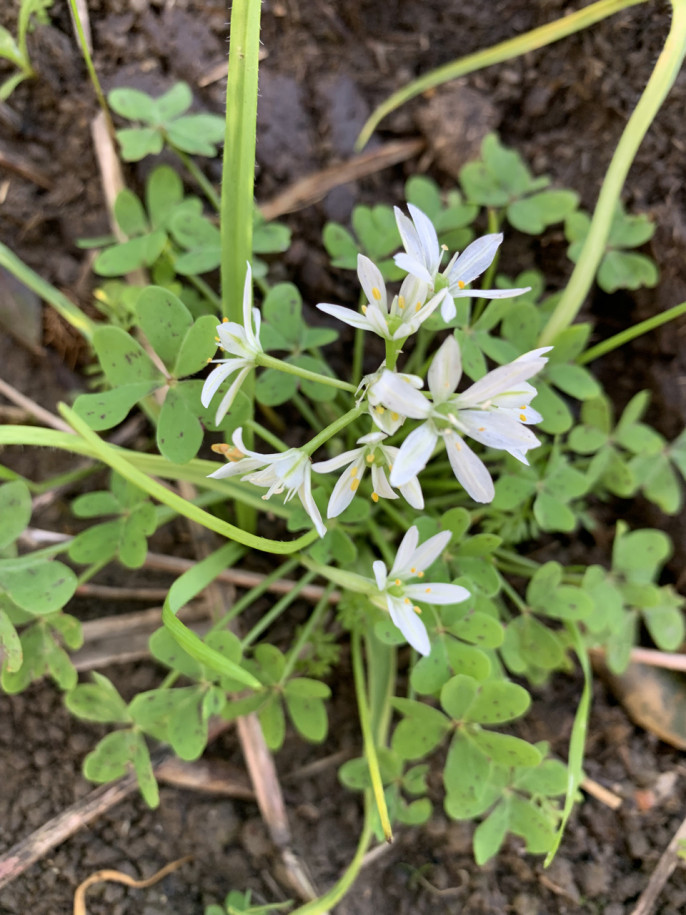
[66,672,131,723]
[466,680,531,725]
[114,188,148,237]
[547,363,601,401]
[137,286,192,366]
[259,694,286,751]
[533,492,576,532]
[534,380,573,434]
[473,799,510,864]
[468,730,542,767]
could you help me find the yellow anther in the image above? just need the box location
[361,304,368,314]
[520,405,527,410]
[371,492,379,503]
[425,587,431,593]
[455,441,462,451]
[375,405,385,414]
[395,579,402,586]
[519,413,527,421]
[441,244,448,251]
[222,317,229,322]
[413,605,421,614]
[458,280,466,289]
[404,597,411,604]
[371,286,382,301]
[398,295,406,309]
[350,478,360,492]
[391,412,399,422]
[478,426,486,432]
[415,302,422,312]
[417,571,425,578]
[410,567,416,573]
[212,444,245,462]
[214,336,221,343]
[206,357,213,363]
[366,453,375,463]
[350,466,358,477]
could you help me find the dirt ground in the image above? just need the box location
[2,0,686,912]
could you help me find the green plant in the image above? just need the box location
[0,0,52,99]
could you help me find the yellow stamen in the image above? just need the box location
[398,295,405,309]
[371,286,382,301]
[413,605,421,614]
[361,304,368,314]
[415,302,422,312]
[366,454,374,463]
[371,492,379,503]
[395,579,402,586]
[391,412,399,421]
[212,444,245,462]
[350,466,358,477]
[458,280,466,289]
[206,357,213,363]
[417,571,425,578]
[455,441,462,451]
[519,413,527,421]
[214,336,221,343]
[350,478,360,492]
[404,597,411,604]
[375,405,385,414]
[478,426,486,432]
[222,317,229,323]
[410,567,416,573]
[425,587,431,593]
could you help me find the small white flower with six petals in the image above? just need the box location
[312,431,423,518]
[369,526,470,656]
[208,428,326,537]
[201,264,262,424]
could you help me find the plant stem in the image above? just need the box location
[281,583,334,681]
[302,403,366,456]
[241,570,318,648]
[186,273,222,313]
[499,576,528,612]
[67,0,116,140]
[0,243,96,342]
[256,352,357,393]
[356,0,648,150]
[540,0,686,344]
[245,419,288,452]
[292,392,322,433]
[221,0,261,319]
[173,148,221,212]
[578,300,686,364]
[352,631,393,842]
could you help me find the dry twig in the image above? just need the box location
[630,812,686,915]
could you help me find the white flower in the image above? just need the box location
[316,254,446,341]
[312,431,424,518]
[208,428,326,537]
[393,204,530,322]
[358,363,424,435]
[368,526,470,655]
[201,264,262,424]
[373,336,551,502]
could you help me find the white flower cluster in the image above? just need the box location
[202,207,551,654]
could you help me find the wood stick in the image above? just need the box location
[630,812,686,915]
[258,138,424,221]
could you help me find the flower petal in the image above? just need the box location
[458,409,541,453]
[405,582,470,604]
[373,370,431,420]
[312,448,362,474]
[373,560,388,590]
[444,430,495,502]
[298,470,327,537]
[201,360,242,408]
[407,203,442,276]
[326,457,365,518]
[391,526,419,577]
[428,335,462,403]
[213,365,251,424]
[406,529,451,574]
[357,255,388,313]
[316,302,372,331]
[440,293,456,323]
[389,423,438,487]
[370,464,398,500]
[398,475,424,510]
[447,234,502,287]
[387,596,431,656]
[457,348,551,407]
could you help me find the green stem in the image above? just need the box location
[499,576,528,612]
[241,571,318,648]
[288,796,375,915]
[173,147,221,212]
[302,403,366,456]
[472,208,502,323]
[256,352,356,393]
[356,0,647,150]
[281,583,333,682]
[245,419,288,452]
[63,408,320,555]
[292,392,322,434]
[67,0,116,139]
[352,322,366,388]
[186,273,222,313]
[221,0,261,319]
[0,243,96,342]
[352,631,393,842]
[209,557,300,636]
[578,300,686,364]
[540,0,686,345]
[368,518,395,567]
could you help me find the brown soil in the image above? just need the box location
[2,1,686,913]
